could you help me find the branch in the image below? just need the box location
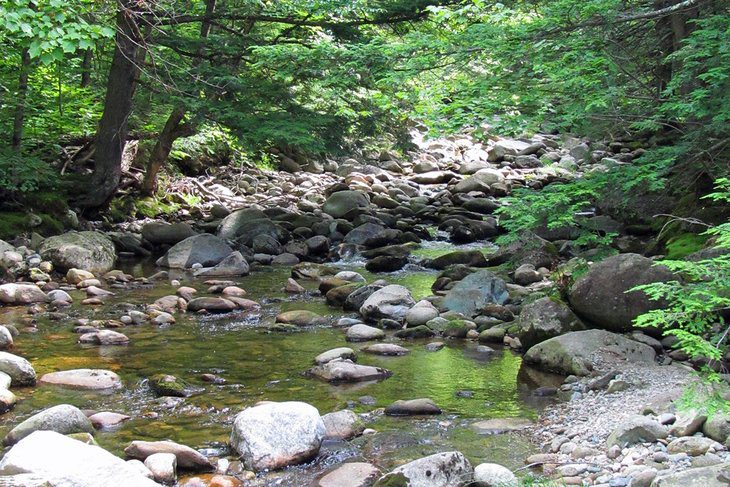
[145,11,430,28]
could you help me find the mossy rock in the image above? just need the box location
[66,432,98,445]
[22,191,69,217]
[269,323,300,333]
[373,473,409,487]
[148,374,194,397]
[0,211,64,240]
[394,325,435,339]
[665,233,708,259]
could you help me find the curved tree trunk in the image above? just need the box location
[79,1,142,208]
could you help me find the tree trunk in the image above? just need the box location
[80,48,92,88]
[79,1,143,208]
[141,0,217,195]
[141,106,190,195]
[11,48,31,151]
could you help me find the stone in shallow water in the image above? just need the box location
[307,360,392,383]
[275,310,327,326]
[345,324,385,342]
[230,401,325,471]
[314,347,356,365]
[78,329,129,346]
[144,452,177,484]
[318,462,381,487]
[89,411,131,430]
[0,430,160,486]
[322,410,364,440]
[384,398,442,416]
[472,418,533,434]
[0,352,36,386]
[39,368,121,390]
[187,297,237,313]
[361,343,410,356]
[124,440,214,471]
[148,374,197,398]
[3,404,94,446]
[377,451,473,487]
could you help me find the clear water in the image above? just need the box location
[0,257,559,484]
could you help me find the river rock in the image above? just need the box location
[217,209,284,243]
[144,453,176,484]
[344,284,384,311]
[568,253,674,331]
[322,190,370,219]
[385,398,442,416]
[360,285,415,322]
[516,297,586,349]
[187,297,237,313]
[318,462,381,487]
[405,300,440,327]
[47,289,72,303]
[0,352,36,386]
[0,325,13,350]
[442,270,508,317]
[0,283,47,305]
[79,329,130,346]
[378,451,473,487]
[606,415,668,448]
[485,231,557,269]
[230,401,325,471]
[523,329,656,376]
[315,347,356,365]
[489,139,531,161]
[473,463,518,487]
[362,343,410,356]
[66,268,95,284]
[148,374,195,397]
[428,250,487,270]
[702,412,730,443]
[667,436,722,456]
[308,359,392,383]
[125,440,213,470]
[0,430,161,486]
[193,251,249,277]
[39,369,121,390]
[322,410,364,440]
[276,310,327,326]
[3,404,94,446]
[346,324,385,342]
[472,418,533,434]
[650,463,730,486]
[513,263,542,285]
[142,222,196,245]
[39,231,116,273]
[453,168,505,193]
[89,412,130,429]
[156,234,233,269]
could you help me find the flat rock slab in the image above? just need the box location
[39,369,122,390]
[362,343,410,356]
[307,360,392,383]
[472,418,534,434]
[385,398,442,416]
[314,348,356,365]
[125,440,213,471]
[318,462,381,487]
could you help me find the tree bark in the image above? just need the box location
[80,48,92,88]
[140,0,216,196]
[79,1,143,208]
[11,48,31,151]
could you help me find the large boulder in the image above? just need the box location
[344,223,386,246]
[141,222,196,245]
[378,451,473,487]
[452,168,505,194]
[0,430,161,486]
[322,190,370,219]
[3,404,94,446]
[0,352,36,386]
[517,297,587,349]
[488,139,531,161]
[523,329,656,376]
[39,231,116,273]
[568,253,674,331]
[230,401,325,471]
[702,412,730,444]
[219,211,288,246]
[360,285,415,322]
[156,234,232,269]
[442,270,508,317]
[0,283,47,305]
[485,231,557,269]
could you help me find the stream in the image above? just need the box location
[0,240,561,485]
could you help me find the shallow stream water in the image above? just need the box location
[0,241,560,485]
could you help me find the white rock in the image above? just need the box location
[230,401,325,471]
[0,430,161,486]
[144,452,177,484]
[473,463,518,487]
[0,352,36,386]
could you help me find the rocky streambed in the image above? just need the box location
[0,129,728,486]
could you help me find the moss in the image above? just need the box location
[22,191,69,217]
[135,197,180,219]
[148,374,192,397]
[665,233,708,259]
[373,473,409,487]
[0,211,63,239]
